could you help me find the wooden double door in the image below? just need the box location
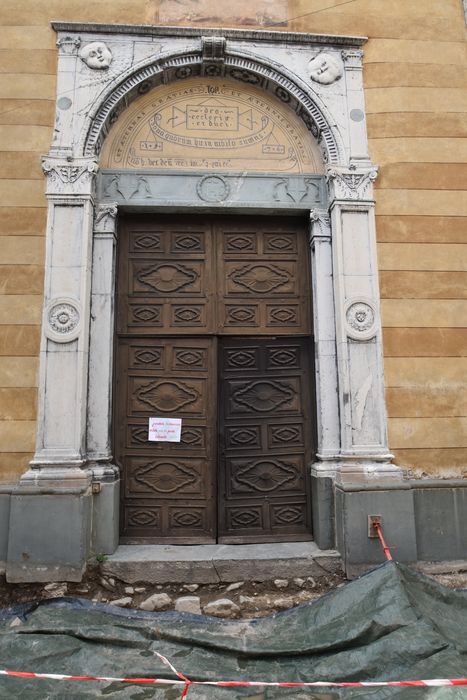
[114,215,315,543]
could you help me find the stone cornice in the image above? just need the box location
[51,22,367,47]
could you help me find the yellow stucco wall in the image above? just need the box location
[0,0,466,481]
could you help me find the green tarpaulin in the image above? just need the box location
[1,561,466,698]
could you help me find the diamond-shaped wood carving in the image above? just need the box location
[130,426,149,445]
[134,349,162,364]
[232,380,294,412]
[226,349,256,368]
[175,349,204,366]
[229,508,261,528]
[274,505,304,524]
[138,263,198,292]
[224,234,256,252]
[271,426,300,443]
[230,264,290,293]
[170,510,202,527]
[173,234,203,251]
[229,428,259,446]
[268,348,298,366]
[265,234,294,251]
[173,306,201,323]
[180,428,203,446]
[127,508,160,527]
[226,306,257,324]
[134,234,162,250]
[134,461,198,493]
[136,380,198,411]
[132,306,161,323]
[269,307,297,324]
[235,459,297,492]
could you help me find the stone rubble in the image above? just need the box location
[43,583,68,598]
[273,579,289,589]
[99,577,115,591]
[139,592,172,612]
[109,597,133,608]
[203,598,240,618]
[18,568,346,620]
[175,596,202,615]
[226,581,244,592]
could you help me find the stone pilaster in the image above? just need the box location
[6,156,98,582]
[309,209,340,474]
[87,203,119,480]
[326,164,398,480]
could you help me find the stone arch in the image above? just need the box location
[81,42,344,166]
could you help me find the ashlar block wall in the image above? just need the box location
[0,0,466,483]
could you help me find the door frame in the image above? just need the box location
[114,214,316,544]
[7,24,400,582]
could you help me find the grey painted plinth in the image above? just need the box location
[91,480,120,556]
[102,542,342,584]
[413,481,467,562]
[311,475,335,550]
[0,492,11,573]
[6,492,92,582]
[335,482,417,578]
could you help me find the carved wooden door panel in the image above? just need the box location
[115,214,314,543]
[115,217,217,543]
[217,217,310,335]
[218,338,313,543]
[115,337,217,543]
[117,217,215,336]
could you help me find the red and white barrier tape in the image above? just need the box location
[1,652,467,697]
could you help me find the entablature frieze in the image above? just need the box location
[98,170,327,210]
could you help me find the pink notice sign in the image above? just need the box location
[148,417,182,442]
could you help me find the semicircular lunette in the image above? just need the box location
[100,77,324,174]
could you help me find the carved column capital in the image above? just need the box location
[341,49,364,68]
[309,208,331,247]
[326,164,378,201]
[56,35,81,56]
[94,202,118,235]
[42,156,99,197]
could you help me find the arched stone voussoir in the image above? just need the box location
[81,43,345,166]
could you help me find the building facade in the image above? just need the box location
[0,0,466,580]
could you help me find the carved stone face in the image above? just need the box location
[79,42,112,69]
[308,53,342,85]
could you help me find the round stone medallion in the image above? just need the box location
[345,300,376,339]
[197,175,230,203]
[46,299,81,342]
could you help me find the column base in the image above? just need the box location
[335,480,417,578]
[311,456,407,554]
[88,460,120,556]
[21,463,91,491]
[6,486,92,582]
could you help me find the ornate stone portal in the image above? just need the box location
[6,24,399,581]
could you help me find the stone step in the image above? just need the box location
[101,542,342,584]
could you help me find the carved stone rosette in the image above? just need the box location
[326,164,378,200]
[345,298,377,340]
[45,298,81,343]
[42,156,99,197]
